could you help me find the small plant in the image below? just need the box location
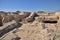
[0,14,3,26]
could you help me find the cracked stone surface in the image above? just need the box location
[0,11,60,40]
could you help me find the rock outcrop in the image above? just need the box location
[0,11,60,40]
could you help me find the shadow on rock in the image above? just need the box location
[0,22,22,38]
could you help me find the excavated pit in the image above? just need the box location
[43,21,58,23]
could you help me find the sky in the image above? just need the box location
[0,0,60,12]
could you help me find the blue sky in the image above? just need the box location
[0,0,60,12]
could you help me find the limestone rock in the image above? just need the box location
[0,11,60,40]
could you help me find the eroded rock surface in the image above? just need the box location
[0,11,60,40]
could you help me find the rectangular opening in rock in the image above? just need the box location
[43,20,57,23]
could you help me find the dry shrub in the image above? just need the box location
[3,15,14,23]
[14,12,30,22]
[13,14,23,22]
[0,14,3,26]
